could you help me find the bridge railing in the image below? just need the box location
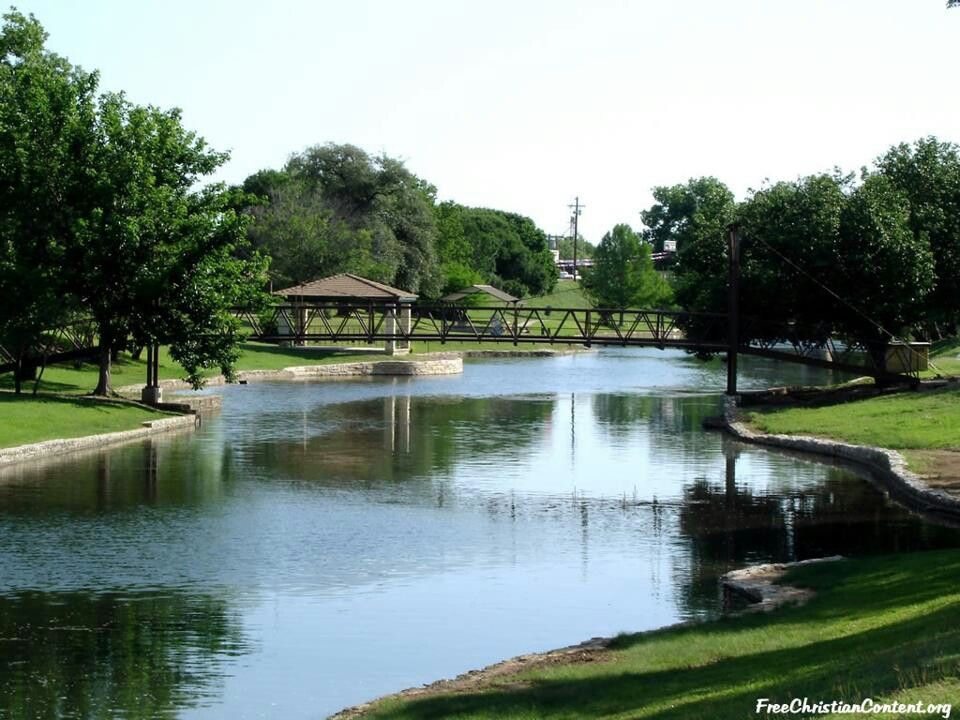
[235,302,734,351]
[0,318,98,375]
[234,301,919,380]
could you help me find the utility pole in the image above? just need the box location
[568,197,584,280]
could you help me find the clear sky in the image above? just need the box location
[12,0,960,241]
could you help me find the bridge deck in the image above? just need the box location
[238,303,914,381]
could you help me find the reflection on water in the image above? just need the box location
[0,589,247,719]
[0,349,958,718]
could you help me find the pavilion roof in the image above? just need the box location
[275,273,418,302]
[440,284,520,304]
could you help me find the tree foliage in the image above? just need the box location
[875,137,960,332]
[244,144,441,296]
[643,178,736,316]
[0,9,96,393]
[581,224,671,309]
[243,162,557,301]
[645,170,937,350]
[0,10,268,395]
[437,204,556,298]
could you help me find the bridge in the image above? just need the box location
[0,302,923,397]
[237,301,924,392]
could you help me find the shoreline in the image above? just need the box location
[329,557,841,720]
[719,397,960,516]
[0,412,198,468]
[2,349,575,466]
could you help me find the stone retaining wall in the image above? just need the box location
[117,358,463,394]
[0,414,198,468]
[723,397,960,515]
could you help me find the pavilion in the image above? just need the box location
[274,273,417,355]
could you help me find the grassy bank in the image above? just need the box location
[0,343,392,395]
[0,395,174,449]
[348,550,960,719]
[746,385,960,452]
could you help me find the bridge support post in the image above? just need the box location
[398,305,411,354]
[141,344,163,405]
[385,308,397,355]
[726,227,741,398]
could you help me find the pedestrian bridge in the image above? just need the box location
[237,302,925,386]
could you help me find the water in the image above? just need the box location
[1,348,958,718]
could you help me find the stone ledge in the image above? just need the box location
[722,556,844,612]
[116,358,464,394]
[722,397,960,516]
[0,414,198,468]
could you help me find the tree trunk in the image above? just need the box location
[131,345,144,361]
[94,341,112,396]
[13,357,22,396]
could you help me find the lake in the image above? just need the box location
[1,348,958,718]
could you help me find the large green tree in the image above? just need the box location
[654,171,935,355]
[282,143,442,295]
[875,137,960,334]
[641,178,736,316]
[581,224,671,309]
[439,205,556,298]
[0,10,96,393]
[69,94,267,395]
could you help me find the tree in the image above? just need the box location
[581,224,671,309]
[69,93,267,395]
[0,10,97,393]
[653,171,934,358]
[834,174,935,347]
[443,205,557,298]
[875,137,960,334]
[641,178,736,316]
[556,236,596,260]
[281,143,442,296]
[243,171,357,289]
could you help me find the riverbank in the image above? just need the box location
[335,549,960,719]
[0,341,588,395]
[736,384,960,512]
[0,393,194,461]
[0,345,583,458]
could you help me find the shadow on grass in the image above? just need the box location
[0,376,86,393]
[0,393,143,414]
[369,553,960,720]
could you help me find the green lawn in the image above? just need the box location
[524,280,592,309]
[0,394,174,449]
[925,337,960,378]
[746,385,960,451]
[0,343,389,395]
[353,550,960,720]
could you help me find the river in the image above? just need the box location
[1,348,958,718]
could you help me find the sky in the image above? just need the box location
[11,0,960,241]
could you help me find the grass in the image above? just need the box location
[746,385,960,451]
[926,337,960,378]
[0,343,390,395]
[523,280,592,309]
[352,550,960,719]
[0,394,174,449]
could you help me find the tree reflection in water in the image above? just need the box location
[0,589,248,719]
